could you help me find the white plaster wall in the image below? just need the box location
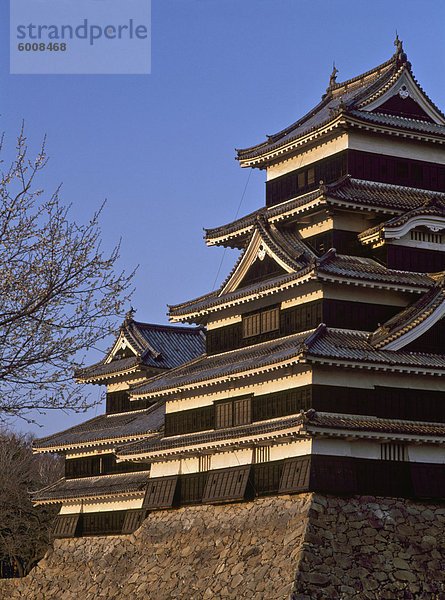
[266,135,348,180]
[59,495,144,514]
[266,131,445,183]
[313,368,445,392]
[408,445,445,464]
[269,439,313,461]
[150,460,182,478]
[322,284,410,307]
[347,132,445,165]
[166,368,312,413]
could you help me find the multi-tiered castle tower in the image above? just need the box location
[121,38,445,508]
[35,39,445,537]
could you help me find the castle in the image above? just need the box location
[34,38,445,538]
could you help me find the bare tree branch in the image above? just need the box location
[0,125,135,419]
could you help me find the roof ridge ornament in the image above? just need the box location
[329,62,338,88]
[125,306,136,323]
[394,31,408,66]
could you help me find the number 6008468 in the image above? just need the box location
[18,43,67,51]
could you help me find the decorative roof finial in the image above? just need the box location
[329,61,338,88]
[394,31,403,55]
[125,306,136,322]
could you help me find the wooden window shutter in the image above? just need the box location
[216,401,232,428]
[243,313,261,338]
[121,509,147,534]
[233,397,251,426]
[53,514,80,538]
[142,475,178,509]
[202,465,251,503]
[261,308,279,333]
[279,456,311,493]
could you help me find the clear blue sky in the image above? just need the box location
[1,0,444,436]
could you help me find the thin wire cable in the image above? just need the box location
[211,169,252,290]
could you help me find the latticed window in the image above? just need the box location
[243,307,279,338]
[243,313,261,337]
[199,455,212,472]
[215,401,233,428]
[381,443,407,462]
[215,397,251,428]
[233,397,251,426]
[307,168,315,186]
[253,445,270,464]
[261,308,279,333]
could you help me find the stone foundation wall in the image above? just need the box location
[0,494,444,600]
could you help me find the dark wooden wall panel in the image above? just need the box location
[310,455,357,494]
[387,245,445,273]
[411,463,445,498]
[65,454,148,479]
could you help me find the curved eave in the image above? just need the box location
[34,431,159,454]
[237,114,346,168]
[75,364,156,385]
[122,428,306,462]
[168,270,315,323]
[345,113,445,145]
[205,190,328,247]
[304,354,445,377]
[168,268,429,325]
[237,109,445,170]
[236,51,399,163]
[372,289,445,351]
[130,353,306,401]
[305,425,445,444]
[34,486,148,506]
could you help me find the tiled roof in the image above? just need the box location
[316,252,433,289]
[369,282,445,348]
[237,45,445,164]
[204,188,323,247]
[237,52,399,161]
[33,471,149,503]
[349,109,445,136]
[359,200,445,244]
[118,415,304,457]
[168,251,433,320]
[131,331,311,397]
[34,401,165,450]
[76,320,206,381]
[133,323,445,399]
[305,411,445,437]
[168,270,311,318]
[326,177,445,212]
[205,178,445,248]
[305,326,445,370]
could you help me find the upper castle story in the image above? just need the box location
[236,36,445,195]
